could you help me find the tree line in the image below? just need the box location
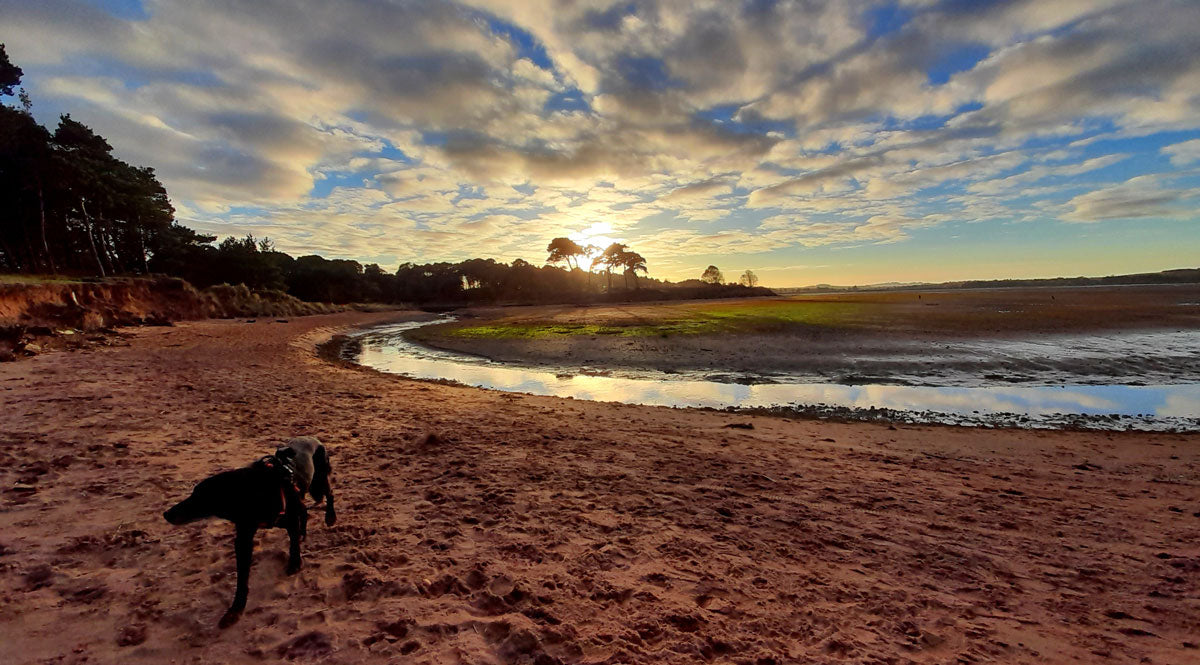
[1,45,771,305]
[0,45,180,276]
[152,232,763,305]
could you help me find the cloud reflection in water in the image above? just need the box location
[352,322,1200,429]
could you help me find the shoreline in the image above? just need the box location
[335,319,1200,433]
[2,311,1199,664]
[405,285,1200,388]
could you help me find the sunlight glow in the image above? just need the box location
[568,223,620,264]
[6,0,1198,285]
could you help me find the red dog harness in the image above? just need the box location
[257,455,300,528]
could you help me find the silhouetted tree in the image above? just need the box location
[0,105,53,271]
[580,243,600,289]
[546,237,584,270]
[619,250,647,289]
[146,224,216,277]
[598,243,626,291]
[283,254,362,302]
[597,243,650,290]
[1,47,183,277]
[739,269,759,287]
[0,48,182,276]
[0,44,22,97]
[701,265,723,284]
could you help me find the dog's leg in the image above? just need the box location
[311,446,336,526]
[220,523,257,628]
[285,507,305,575]
[323,488,336,527]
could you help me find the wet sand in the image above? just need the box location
[2,311,1199,664]
[414,285,1200,385]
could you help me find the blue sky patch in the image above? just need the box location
[927,44,991,85]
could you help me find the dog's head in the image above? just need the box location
[163,475,226,525]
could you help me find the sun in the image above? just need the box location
[568,223,620,253]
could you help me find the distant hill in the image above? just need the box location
[774,268,1200,295]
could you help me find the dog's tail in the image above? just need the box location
[310,444,332,503]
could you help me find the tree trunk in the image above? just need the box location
[605,268,612,292]
[98,228,113,274]
[104,229,117,274]
[137,217,149,273]
[37,179,57,274]
[0,236,22,272]
[21,220,40,273]
[96,220,117,275]
[631,271,638,290]
[80,198,107,278]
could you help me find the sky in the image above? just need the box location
[2,0,1198,286]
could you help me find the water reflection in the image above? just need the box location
[349,320,1200,431]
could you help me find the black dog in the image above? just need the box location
[164,436,336,627]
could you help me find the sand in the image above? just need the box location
[1,311,1198,664]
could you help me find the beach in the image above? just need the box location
[2,311,1198,664]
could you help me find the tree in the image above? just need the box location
[580,243,599,290]
[0,48,184,276]
[147,223,216,279]
[0,105,53,272]
[546,237,583,270]
[0,44,22,98]
[52,114,119,280]
[739,269,759,287]
[700,265,723,284]
[597,243,649,290]
[284,254,362,302]
[619,250,647,290]
[598,243,627,291]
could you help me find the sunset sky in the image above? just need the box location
[2,0,1198,286]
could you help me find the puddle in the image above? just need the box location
[343,319,1200,431]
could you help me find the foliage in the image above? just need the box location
[701,265,723,284]
[1,53,176,277]
[0,44,23,97]
[739,269,759,287]
[596,242,648,290]
[440,297,855,339]
[546,237,584,270]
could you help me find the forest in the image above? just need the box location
[0,45,768,305]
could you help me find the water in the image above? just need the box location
[343,319,1200,431]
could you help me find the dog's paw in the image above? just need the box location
[325,512,336,527]
[218,609,242,629]
[286,559,302,575]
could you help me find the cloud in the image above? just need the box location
[1062,176,1195,223]
[2,0,1197,280]
[1163,139,1200,166]
[661,177,733,204]
[967,153,1128,196]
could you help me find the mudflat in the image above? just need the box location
[412,285,1200,384]
[1,311,1198,664]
